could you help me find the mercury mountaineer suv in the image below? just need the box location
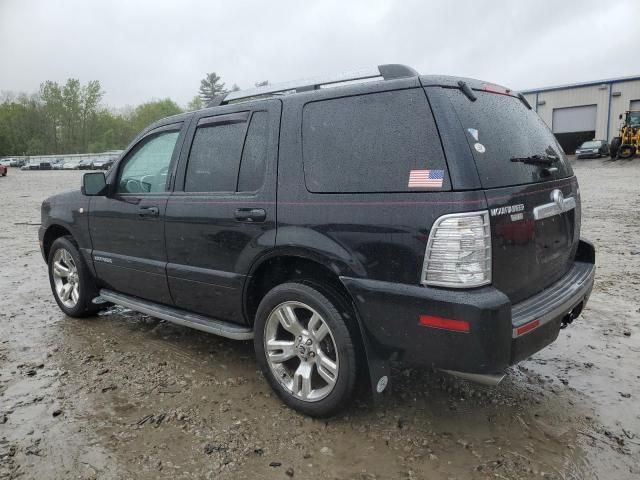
[39,65,596,417]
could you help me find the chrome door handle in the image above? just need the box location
[234,208,266,222]
[139,206,159,217]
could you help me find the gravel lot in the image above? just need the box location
[1,160,639,480]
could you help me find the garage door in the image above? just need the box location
[630,100,640,111]
[552,105,597,154]
[552,105,597,133]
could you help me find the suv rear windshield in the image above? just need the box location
[442,89,572,189]
[302,89,449,193]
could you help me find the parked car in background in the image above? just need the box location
[62,160,81,170]
[21,161,40,170]
[0,163,7,177]
[78,159,94,170]
[10,159,26,167]
[39,162,52,170]
[575,140,609,158]
[90,158,114,170]
[51,159,65,170]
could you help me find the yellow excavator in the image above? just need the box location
[610,110,640,159]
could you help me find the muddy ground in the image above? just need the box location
[1,160,639,480]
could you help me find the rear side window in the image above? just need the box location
[184,111,270,193]
[238,111,268,192]
[443,89,572,188]
[185,120,246,192]
[302,89,449,193]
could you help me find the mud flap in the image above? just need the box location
[356,321,393,400]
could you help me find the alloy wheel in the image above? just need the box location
[52,248,80,308]
[264,301,339,402]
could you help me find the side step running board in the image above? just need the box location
[98,289,254,341]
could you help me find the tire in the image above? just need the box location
[254,282,359,417]
[609,137,621,159]
[48,236,101,317]
[618,144,636,159]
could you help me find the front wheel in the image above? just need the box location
[254,282,358,417]
[48,236,101,317]
[618,144,636,159]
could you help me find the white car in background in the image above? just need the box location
[62,160,81,170]
[51,158,65,170]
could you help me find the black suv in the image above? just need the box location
[39,65,596,416]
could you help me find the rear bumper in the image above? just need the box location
[341,239,596,374]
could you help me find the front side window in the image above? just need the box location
[117,130,179,194]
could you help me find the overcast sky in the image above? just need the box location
[1,0,638,108]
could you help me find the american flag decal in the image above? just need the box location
[408,169,444,188]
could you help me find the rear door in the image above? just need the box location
[165,100,281,323]
[430,86,579,303]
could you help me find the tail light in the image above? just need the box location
[421,211,492,288]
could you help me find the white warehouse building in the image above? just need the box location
[521,75,640,154]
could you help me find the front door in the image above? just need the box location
[89,123,186,304]
[165,100,281,323]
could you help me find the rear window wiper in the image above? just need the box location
[510,154,558,166]
[457,81,477,102]
[517,92,532,110]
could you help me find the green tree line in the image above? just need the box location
[0,72,259,157]
[0,78,183,157]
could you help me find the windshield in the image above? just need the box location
[627,111,640,126]
[580,141,601,148]
[442,89,572,188]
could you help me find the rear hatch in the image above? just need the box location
[431,84,580,303]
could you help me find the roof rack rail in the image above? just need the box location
[208,64,418,107]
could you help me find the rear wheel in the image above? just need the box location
[48,236,101,317]
[254,282,358,417]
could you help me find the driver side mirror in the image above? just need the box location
[82,172,107,196]
[619,114,623,120]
